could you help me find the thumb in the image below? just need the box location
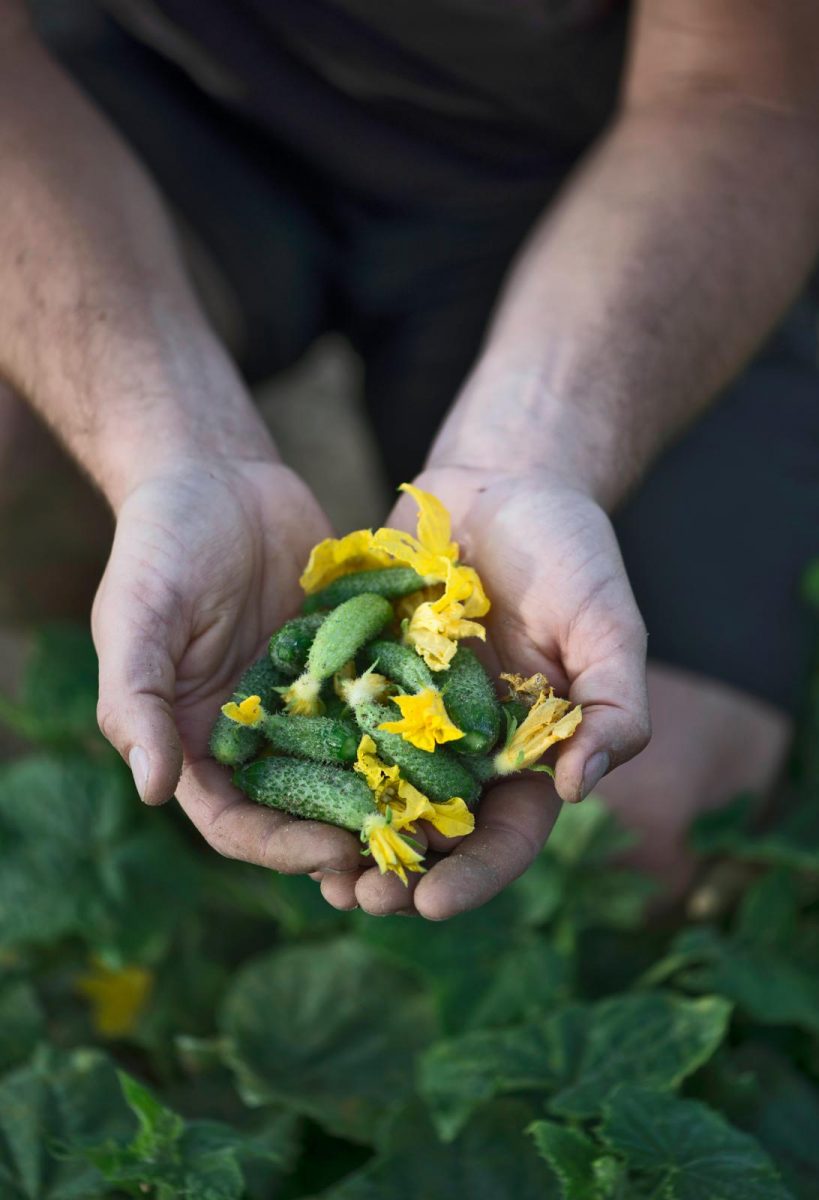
[92,561,184,806]
[554,625,651,805]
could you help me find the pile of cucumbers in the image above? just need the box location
[209,569,508,846]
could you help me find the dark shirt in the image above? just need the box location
[108,0,629,205]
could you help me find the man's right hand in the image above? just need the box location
[92,458,365,875]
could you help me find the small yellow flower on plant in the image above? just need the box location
[75,960,153,1038]
[378,688,464,752]
[494,683,582,775]
[221,695,263,727]
[361,811,426,885]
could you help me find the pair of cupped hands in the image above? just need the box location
[92,458,650,919]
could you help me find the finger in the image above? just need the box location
[355,858,425,915]
[176,755,363,873]
[321,870,364,911]
[92,568,184,807]
[413,778,561,921]
[555,626,651,804]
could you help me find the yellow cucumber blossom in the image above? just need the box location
[221,694,264,726]
[298,486,490,657]
[281,674,324,716]
[75,960,153,1038]
[500,672,551,704]
[378,687,464,752]
[361,811,426,885]
[494,684,582,775]
[300,528,395,594]
[354,735,474,839]
[403,564,488,671]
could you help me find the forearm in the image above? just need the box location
[0,20,274,511]
[431,101,819,509]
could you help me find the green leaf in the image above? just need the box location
[118,1072,185,1157]
[544,796,636,867]
[0,624,99,747]
[527,1120,603,1200]
[418,1020,567,1142]
[550,993,732,1119]
[0,979,45,1073]
[219,938,437,1144]
[354,892,527,1031]
[601,1085,794,1200]
[466,937,574,1030]
[654,899,819,1036]
[419,993,729,1139]
[75,1071,292,1200]
[0,1046,132,1199]
[0,753,201,957]
[734,1045,819,1200]
[319,1101,560,1200]
[691,794,819,871]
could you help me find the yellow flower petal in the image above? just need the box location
[399,483,458,561]
[500,673,551,703]
[363,812,426,885]
[75,961,153,1038]
[404,598,487,672]
[426,797,475,838]
[353,735,400,799]
[299,529,395,594]
[378,688,464,752]
[494,689,583,774]
[221,695,263,727]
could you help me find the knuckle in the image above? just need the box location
[96,699,119,746]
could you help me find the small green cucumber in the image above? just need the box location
[233,757,376,832]
[261,713,359,765]
[360,639,435,695]
[209,656,288,767]
[441,646,502,755]
[268,613,326,676]
[302,566,425,613]
[307,594,393,681]
[354,701,480,806]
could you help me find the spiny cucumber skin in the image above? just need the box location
[268,614,326,676]
[354,702,480,806]
[361,640,435,696]
[302,566,426,613]
[261,713,359,765]
[209,657,289,767]
[441,647,502,755]
[233,757,376,832]
[307,594,393,681]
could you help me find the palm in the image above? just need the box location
[93,460,364,875]
[323,466,649,918]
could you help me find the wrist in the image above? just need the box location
[20,296,277,512]
[427,354,635,513]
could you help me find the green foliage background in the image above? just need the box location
[1,605,819,1200]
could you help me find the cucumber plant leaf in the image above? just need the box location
[600,1085,794,1200]
[318,1101,561,1200]
[219,938,438,1144]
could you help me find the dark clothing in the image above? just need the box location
[41,6,819,715]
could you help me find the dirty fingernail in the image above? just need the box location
[581,751,610,799]
[129,746,150,801]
